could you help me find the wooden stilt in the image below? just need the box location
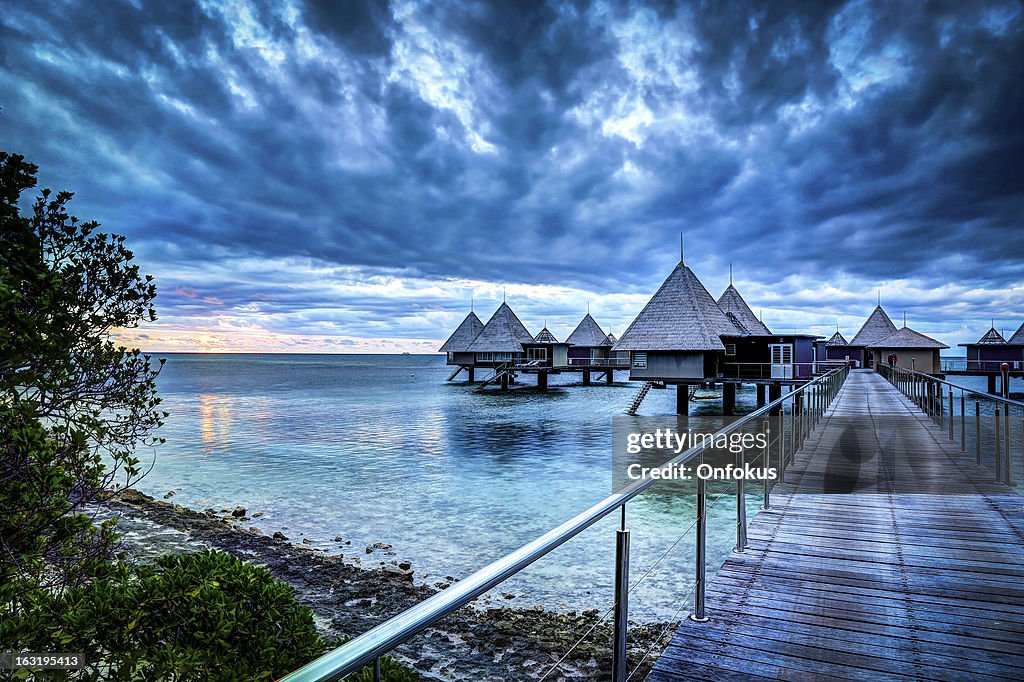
[722,383,736,416]
[677,384,689,415]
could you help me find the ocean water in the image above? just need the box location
[130,354,772,621]
[128,354,1024,622]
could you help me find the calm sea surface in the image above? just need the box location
[132,354,1022,620]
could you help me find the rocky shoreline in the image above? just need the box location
[105,490,674,681]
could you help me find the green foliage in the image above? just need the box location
[0,152,420,681]
[1,150,164,590]
[3,550,328,681]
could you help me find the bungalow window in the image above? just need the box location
[633,352,647,369]
[724,344,736,356]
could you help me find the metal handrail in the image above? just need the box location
[878,365,1022,485]
[565,357,631,367]
[879,365,1024,409]
[941,359,1024,372]
[282,366,850,681]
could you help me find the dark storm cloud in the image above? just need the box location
[2,0,1022,348]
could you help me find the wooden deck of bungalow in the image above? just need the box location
[648,369,1024,681]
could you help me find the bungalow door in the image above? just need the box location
[770,343,793,379]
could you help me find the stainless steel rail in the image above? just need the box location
[282,366,850,682]
[878,365,1023,484]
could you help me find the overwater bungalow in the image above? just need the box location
[565,313,614,366]
[958,324,1019,371]
[613,259,736,382]
[607,332,630,366]
[466,302,534,367]
[439,310,484,381]
[846,305,898,369]
[818,330,854,364]
[521,326,570,368]
[867,325,948,374]
[716,282,820,381]
[613,259,748,413]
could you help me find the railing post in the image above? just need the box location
[761,423,771,510]
[948,387,954,441]
[612,515,630,682]
[975,400,981,465]
[736,446,747,552]
[690,476,708,623]
[1004,403,1014,486]
[960,393,966,453]
[995,406,1002,483]
[777,411,786,484]
[374,657,381,682]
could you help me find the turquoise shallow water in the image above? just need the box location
[130,355,1024,620]
[133,353,774,621]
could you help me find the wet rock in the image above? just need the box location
[334,536,343,542]
[302,538,312,545]
[252,512,263,518]
[163,491,175,499]
[398,561,412,571]
[372,542,392,550]
[103,488,673,682]
[231,506,246,518]
[501,592,516,600]
[382,565,413,581]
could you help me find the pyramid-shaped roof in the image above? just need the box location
[849,306,898,346]
[467,303,534,352]
[868,326,949,349]
[606,332,618,344]
[438,311,484,353]
[976,326,1006,344]
[1009,322,1024,345]
[533,327,559,343]
[566,313,612,347]
[717,285,772,335]
[613,261,739,351]
[826,331,848,346]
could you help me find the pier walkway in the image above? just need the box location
[649,370,1024,681]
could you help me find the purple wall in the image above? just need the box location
[971,346,1023,362]
[794,338,815,379]
[826,346,864,365]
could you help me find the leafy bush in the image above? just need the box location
[4,550,325,681]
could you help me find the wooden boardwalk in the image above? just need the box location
[648,370,1024,681]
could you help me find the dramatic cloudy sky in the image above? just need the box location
[2,0,1022,352]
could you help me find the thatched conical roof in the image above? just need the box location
[976,326,1006,344]
[438,311,484,353]
[849,306,898,346]
[467,303,534,352]
[533,327,559,343]
[566,313,612,347]
[868,326,948,349]
[1009,322,1024,345]
[613,261,739,351]
[826,330,848,346]
[717,284,771,335]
